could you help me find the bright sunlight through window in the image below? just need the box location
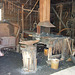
[0,9,2,21]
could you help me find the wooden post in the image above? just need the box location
[48,47,52,60]
[29,0,32,30]
[16,9,20,46]
[14,5,16,13]
[35,59,37,70]
[18,9,20,25]
[59,4,63,33]
[12,2,13,12]
[5,0,7,4]
[61,39,67,60]
[8,2,9,14]
[9,2,10,12]
[28,58,30,71]
[37,26,41,34]
[72,0,75,14]
[22,4,24,38]
[1,3,5,20]
[72,0,75,40]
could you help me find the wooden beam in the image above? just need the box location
[48,47,52,60]
[52,7,66,28]
[23,9,38,12]
[8,1,38,12]
[12,2,13,11]
[2,3,4,20]
[26,0,39,18]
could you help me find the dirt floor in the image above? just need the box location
[0,50,75,75]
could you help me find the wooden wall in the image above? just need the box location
[0,23,14,37]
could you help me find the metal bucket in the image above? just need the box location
[51,59,59,69]
[44,48,48,56]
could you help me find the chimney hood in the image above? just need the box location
[38,21,55,27]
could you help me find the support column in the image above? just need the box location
[5,0,7,4]
[29,0,32,30]
[18,9,20,25]
[72,0,75,40]
[22,4,24,38]
[59,4,63,33]
[2,3,4,20]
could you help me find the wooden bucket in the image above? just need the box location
[51,59,59,69]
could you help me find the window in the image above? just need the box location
[0,9,1,21]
